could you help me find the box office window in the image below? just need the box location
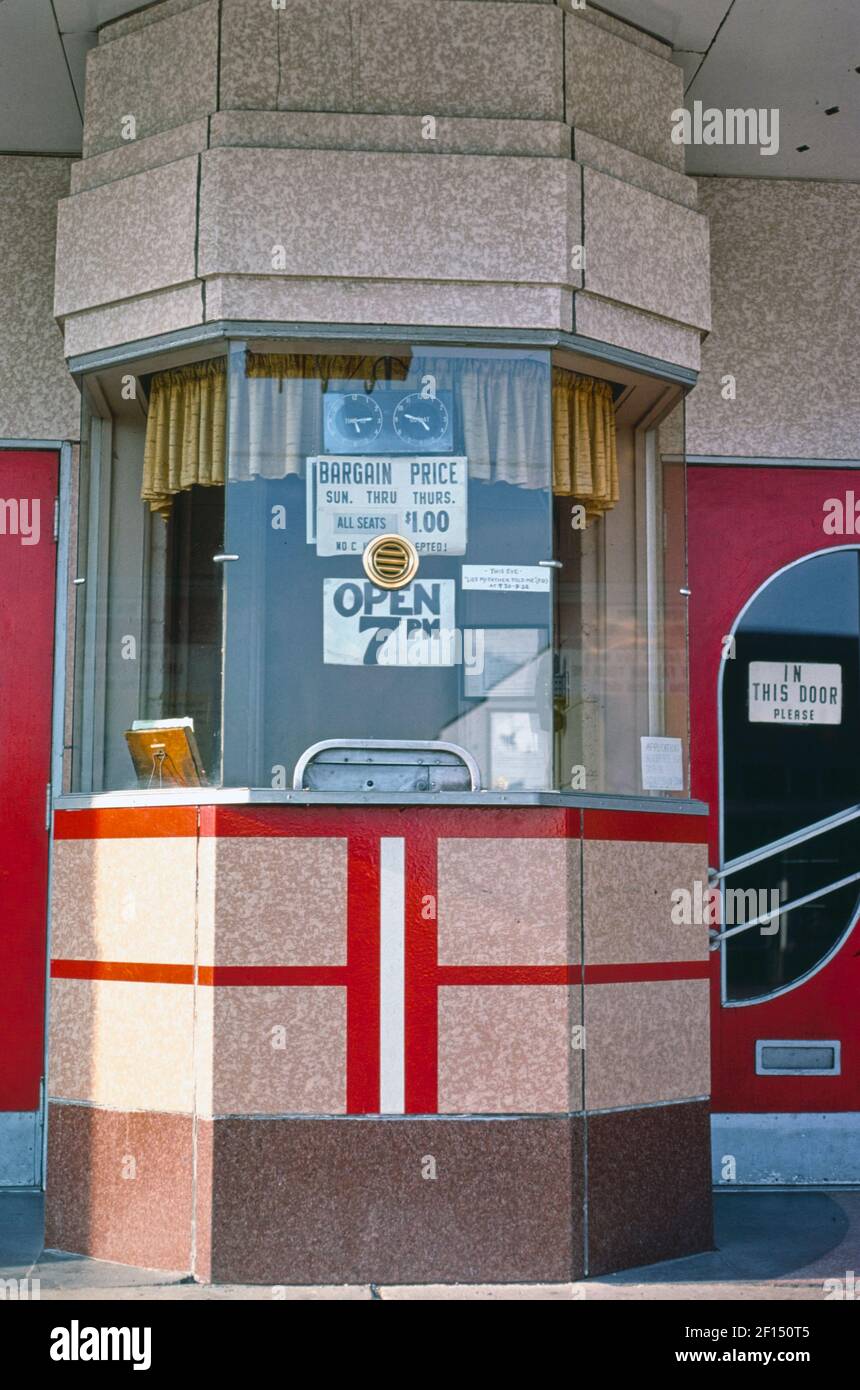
[70,339,688,798]
[221,345,554,790]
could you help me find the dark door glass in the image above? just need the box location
[722,549,860,1000]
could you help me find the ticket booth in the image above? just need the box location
[689,466,860,1183]
[44,334,713,1281]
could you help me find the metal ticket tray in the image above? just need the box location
[293,739,481,793]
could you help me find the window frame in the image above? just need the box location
[61,324,698,811]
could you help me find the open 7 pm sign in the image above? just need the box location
[323,578,456,665]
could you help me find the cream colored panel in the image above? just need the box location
[49,979,195,1113]
[584,979,710,1111]
[198,837,348,967]
[437,838,579,966]
[438,985,577,1114]
[583,840,710,965]
[51,838,198,965]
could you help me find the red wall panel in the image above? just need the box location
[0,451,58,1111]
[688,465,860,1111]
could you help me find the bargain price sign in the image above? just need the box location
[307,456,467,556]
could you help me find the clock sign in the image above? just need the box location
[326,393,384,447]
[324,388,454,454]
[392,392,450,446]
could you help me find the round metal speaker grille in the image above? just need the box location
[362,533,419,589]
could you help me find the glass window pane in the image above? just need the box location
[553,388,689,796]
[222,344,554,791]
[70,365,225,792]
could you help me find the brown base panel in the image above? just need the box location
[45,1102,195,1272]
[586,1100,714,1276]
[205,1116,583,1284]
[44,1102,713,1282]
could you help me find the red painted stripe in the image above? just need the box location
[53,807,198,840]
[51,958,706,987]
[197,966,350,986]
[51,959,194,984]
[584,961,710,984]
[404,826,439,1114]
[436,965,582,985]
[345,832,381,1114]
[54,804,706,844]
[582,808,710,844]
[204,805,359,839]
[204,804,577,840]
[50,961,351,986]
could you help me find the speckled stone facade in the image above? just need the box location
[0,157,80,440]
[686,178,860,460]
[53,0,710,368]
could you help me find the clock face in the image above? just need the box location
[329,393,384,445]
[392,392,450,446]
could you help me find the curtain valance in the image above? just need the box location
[141,359,226,519]
[141,354,618,521]
[551,369,619,519]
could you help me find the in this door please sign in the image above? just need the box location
[748,661,842,724]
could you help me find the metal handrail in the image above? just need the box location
[710,801,860,883]
[709,868,860,947]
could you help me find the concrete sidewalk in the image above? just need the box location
[1,1190,858,1299]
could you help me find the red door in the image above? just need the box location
[0,450,58,1178]
[689,466,860,1126]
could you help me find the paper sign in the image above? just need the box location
[490,712,550,791]
[748,661,842,724]
[640,736,684,792]
[323,577,456,666]
[464,629,545,698]
[461,565,551,594]
[307,456,467,556]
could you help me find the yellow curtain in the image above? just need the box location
[142,355,619,520]
[551,369,618,520]
[142,359,227,518]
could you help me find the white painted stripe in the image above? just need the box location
[379,837,406,1114]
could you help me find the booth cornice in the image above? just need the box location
[54,0,709,367]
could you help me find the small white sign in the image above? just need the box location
[748,661,842,724]
[307,456,467,556]
[640,736,684,792]
[461,565,551,594]
[323,577,456,666]
[490,712,550,791]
